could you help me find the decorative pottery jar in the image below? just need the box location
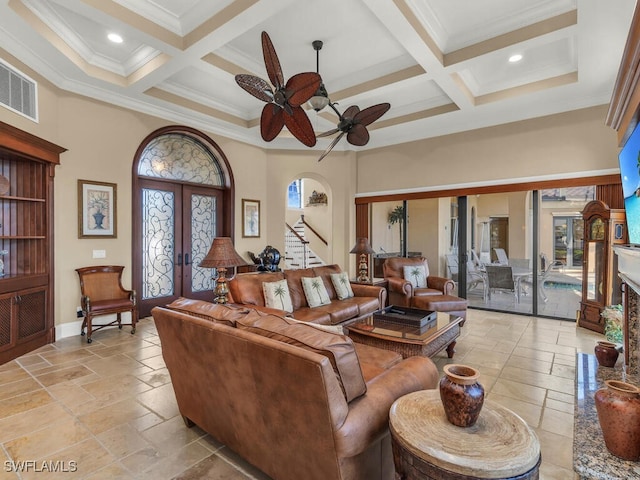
[594,341,619,368]
[439,364,485,427]
[594,380,640,461]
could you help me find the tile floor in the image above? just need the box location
[0,310,604,479]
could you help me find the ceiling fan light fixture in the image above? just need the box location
[309,83,330,111]
[308,40,331,112]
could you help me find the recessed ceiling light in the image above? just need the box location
[107,33,123,44]
[509,54,523,63]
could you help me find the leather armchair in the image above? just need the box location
[383,257,455,307]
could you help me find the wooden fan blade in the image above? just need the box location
[317,128,340,138]
[342,105,360,120]
[354,103,390,126]
[235,74,274,103]
[318,132,345,162]
[261,103,285,142]
[347,123,370,146]
[285,72,321,107]
[261,31,284,89]
[283,106,316,147]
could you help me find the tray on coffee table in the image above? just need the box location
[374,305,437,328]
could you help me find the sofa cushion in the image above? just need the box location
[312,264,343,299]
[353,342,402,382]
[284,268,316,310]
[403,265,427,288]
[302,276,331,308]
[331,272,354,300]
[236,314,367,402]
[290,308,332,325]
[312,301,360,325]
[165,297,259,327]
[228,271,284,307]
[263,279,294,313]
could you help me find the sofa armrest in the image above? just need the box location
[333,356,439,457]
[350,284,386,308]
[426,275,455,295]
[386,276,412,297]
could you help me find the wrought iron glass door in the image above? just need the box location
[137,179,222,316]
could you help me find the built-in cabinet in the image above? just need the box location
[578,200,626,333]
[0,121,65,364]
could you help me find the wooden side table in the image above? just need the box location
[389,390,540,480]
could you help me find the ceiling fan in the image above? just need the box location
[235,32,391,160]
[235,31,321,147]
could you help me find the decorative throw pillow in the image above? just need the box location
[301,276,331,308]
[331,272,354,300]
[262,279,293,313]
[403,265,427,288]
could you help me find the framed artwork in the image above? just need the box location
[242,199,260,238]
[78,180,117,238]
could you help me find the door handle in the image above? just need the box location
[176,253,182,266]
[184,253,191,265]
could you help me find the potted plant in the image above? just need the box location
[602,304,623,344]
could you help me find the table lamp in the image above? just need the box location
[199,237,247,304]
[350,237,375,283]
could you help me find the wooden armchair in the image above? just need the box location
[382,257,455,307]
[75,265,138,343]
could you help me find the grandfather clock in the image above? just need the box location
[578,200,626,333]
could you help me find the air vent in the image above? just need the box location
[0,59,38,121]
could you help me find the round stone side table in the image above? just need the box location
[389,390,540,480]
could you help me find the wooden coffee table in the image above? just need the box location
[346,307,465,359]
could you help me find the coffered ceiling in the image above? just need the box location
[0,0,636,155]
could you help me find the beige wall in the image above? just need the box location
[356,105,618,195]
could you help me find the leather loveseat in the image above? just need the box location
[228,264,385,325]
[152,298,439,480]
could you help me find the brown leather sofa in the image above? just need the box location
[152,298,439,480]
[228,264,385,325]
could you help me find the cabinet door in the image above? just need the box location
[0,287,46,356]
[0,293,12,353]
[16,287,46,341]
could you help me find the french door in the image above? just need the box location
[135,178,223,317]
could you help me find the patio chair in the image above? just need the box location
[466,260,487,296]
[484,265,521,303]
[540,252,565,272]
[445,254,459,283]
[493,248,509,265]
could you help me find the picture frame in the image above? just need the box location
[242,199,260,238]
[78,179,117,238]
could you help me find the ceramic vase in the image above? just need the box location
[594,380,640,460]
[439,364,484,427]
[594,340,619,368]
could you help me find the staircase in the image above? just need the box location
[285,218,325,269]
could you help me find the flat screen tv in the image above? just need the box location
[619,123,640,245]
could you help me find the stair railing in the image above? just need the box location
[300,215,328,246]
[285,223,309,268]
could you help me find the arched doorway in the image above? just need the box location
[284,175,332,268]
[132,126,234,317]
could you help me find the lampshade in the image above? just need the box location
[350,237,375,255]
[199,237,247,269]
[308,84,330,112]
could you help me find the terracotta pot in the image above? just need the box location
[439,364,484,427]
[595,380,640,461]
[594,341,619,368]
